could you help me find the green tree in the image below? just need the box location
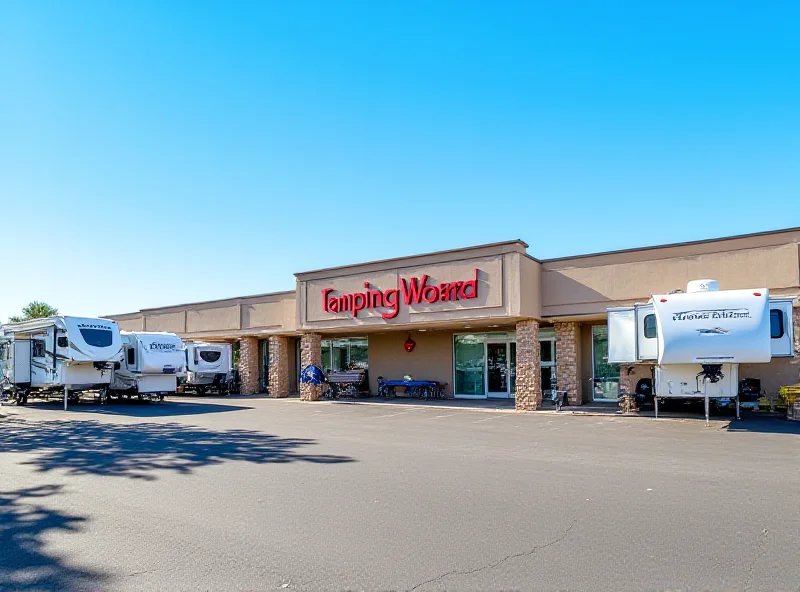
[8,301,59,323]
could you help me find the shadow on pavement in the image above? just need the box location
[19,399,253,418]
[0,485,104,591]
[725,414,800,434]
[0,418,354,480]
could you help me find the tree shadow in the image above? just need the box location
[0,418,354,480]
[725,414,800,435]
[21,398,254,418]
[0,485,105,591]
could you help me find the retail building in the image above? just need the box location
[107,228,800,409]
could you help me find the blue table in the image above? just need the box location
[377,379,445,400]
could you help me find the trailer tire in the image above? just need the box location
[17,391,28,406]
[197,386,206,396]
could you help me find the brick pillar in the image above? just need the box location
[238,337,259,395]
[299,333,323,401]
[515,320,542,411]
[268,336,290,398]
[555,322,581,406]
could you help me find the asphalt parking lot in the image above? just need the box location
[2,396,799,591]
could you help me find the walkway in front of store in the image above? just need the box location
[321,395,782,422]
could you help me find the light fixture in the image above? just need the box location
[418,329,427,332]
[404,333,416,353]
[489,325,499,328]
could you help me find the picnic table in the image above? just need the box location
[377,378,446,400]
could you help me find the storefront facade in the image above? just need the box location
[107,228,800,409]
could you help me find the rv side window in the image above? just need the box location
[643,314,657,339]
[200,350,221,363]
[57,336,68,348]
[32,339,46,358]
[770,309,784,339]
[79,328,113,347]
[127,347,135,366]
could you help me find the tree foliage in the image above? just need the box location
[8,301,59,323]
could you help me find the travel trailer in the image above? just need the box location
[181,341,233,395]
[110,331,186,401]
[607,280,795,423]
[0,316,123,405]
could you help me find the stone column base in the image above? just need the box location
[299,333,323,401]
[515,319,542,411]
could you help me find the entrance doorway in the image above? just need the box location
[453,332,518,399]
[486,341,516,398]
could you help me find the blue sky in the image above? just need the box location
[1,1,798,319]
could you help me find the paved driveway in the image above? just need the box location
[1,397,799,591]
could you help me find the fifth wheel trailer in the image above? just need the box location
[180,341,233,395]
[0,316,123,406]
[110,331,186,401]
[607,279,795,423]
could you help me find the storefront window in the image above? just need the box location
[319,338,368,372]
[592,325,619,401]
[454,334,486,396]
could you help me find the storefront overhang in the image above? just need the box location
[295,240,542,332]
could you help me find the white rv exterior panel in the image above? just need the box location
[769,299,795,358]
[653,289,771,364]
[128,332,185,375]
[64,365,114,388]
[62,317,123,363]
[14,339,31,384]
[135,374,178,394]
[607,307,636,364]
[635,303,657,361]
[654,364,738,398]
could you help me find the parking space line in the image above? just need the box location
[430,414,455,420]
[472,414,506,423]
[373,409,424,419]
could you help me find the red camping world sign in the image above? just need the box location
[322,269,480,320]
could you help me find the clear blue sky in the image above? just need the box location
[2,1,798,320]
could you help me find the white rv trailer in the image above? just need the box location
[181,341,233,395]
[608,279,795,424]
[110,331,186,401]
[0,316,123,406]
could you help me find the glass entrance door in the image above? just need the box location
[486,342,511,398]
[592,325,620,401]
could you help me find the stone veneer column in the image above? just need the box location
[238,337,259,395]
[268,336,290,398]
[794,307,800,355]
[515,320,542,411]
[299,333,323,401]
[554,322,581,406]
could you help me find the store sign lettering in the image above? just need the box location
[322,269,480,319]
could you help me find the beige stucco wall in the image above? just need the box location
[543,242,800,318]
[106,291,297,339]
[113,313,143,332]
[367,331,455,397]
[518,254,542,319]
[143,311,186,334]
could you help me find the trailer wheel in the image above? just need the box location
[16,390,28,406]
[197,386,206,396]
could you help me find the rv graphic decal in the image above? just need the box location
[696,327,730,335]
[77,323,112,330]
[672,309,751,321]
[149,343,177,351]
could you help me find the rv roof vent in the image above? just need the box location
[686,279,719,293]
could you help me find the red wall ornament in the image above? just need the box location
[404,334,416,353]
